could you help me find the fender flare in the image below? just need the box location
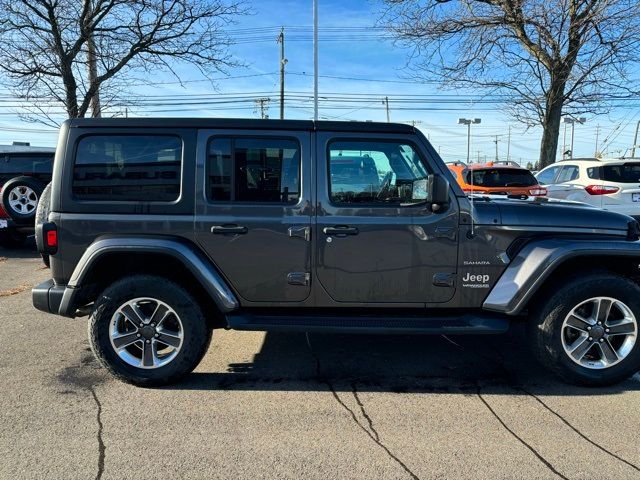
[58,237,239,317]
[483,238,640,315]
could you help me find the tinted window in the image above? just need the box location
[556,165,579,183]
[465,168,537,187]
[601,163,640,183]
[73,136,181,201]
[328,140,430,205]
[587,167,600,179]
[536,166,560,185]
[0,155,53,174]
[206,137,300,204]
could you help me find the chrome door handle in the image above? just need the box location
[322,226,359,236]
[211,225,248,235]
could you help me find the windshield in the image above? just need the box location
[601,163,640,183]
[465,168,537,187]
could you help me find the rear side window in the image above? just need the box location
[207,137,300,204]
[587,167,601,179]
[0,155,53,174]
[73,135,182,201]
[465,168,537,187]
[601,163,640,183]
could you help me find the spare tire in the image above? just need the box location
[35,182,52,268]
[1,176,44,223]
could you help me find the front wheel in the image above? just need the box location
[89,275,212,386]
[528,273,640,386]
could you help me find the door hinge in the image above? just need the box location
[288,226,310,241]
[433,273,455,288]
[287,272,310,286]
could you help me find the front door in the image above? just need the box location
[195,129,312,303]
[315,133,459,304]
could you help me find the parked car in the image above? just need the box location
[536,158,640,221]
[447,161,547,197]
[0,144,55,247]
[33,118,640,387]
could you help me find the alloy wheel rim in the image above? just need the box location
[8,186,38,215]
[109,297,184,369]
[561,296,637,370]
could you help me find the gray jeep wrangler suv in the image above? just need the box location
[33,118,640,387]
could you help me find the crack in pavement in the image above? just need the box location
[521,388,640,473]
[89,386,106,480]
[476,386,570,480]
[305,333,419,480]
[351,382,380,442]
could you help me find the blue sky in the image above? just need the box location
[0,0,639,164]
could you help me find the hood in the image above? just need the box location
[471,196,635,234]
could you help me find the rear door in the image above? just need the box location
[195,129,312,303]
[315,132,459,304]
[550,164,580,199]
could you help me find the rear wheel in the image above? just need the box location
[528,273,640,386]
[89,275,212,386]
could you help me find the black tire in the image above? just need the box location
[1,176,44,223]
[89,275,212,387]
[35,182,52,268]
[0,229,27,248]
[528,272,640,386]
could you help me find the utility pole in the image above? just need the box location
[595,124,600,157]
[313,0,318,121]
[506,126,511,161]
[632,120,640,157]
[477,150,481,163]
[383,97,390,122]
[493,136,499,161]
[85,0,101,117]
[562,122,568,159]
[277,27,287,120]
[254,98,271,119]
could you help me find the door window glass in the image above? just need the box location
[0,155,53,174]
[536,166,560,185]
[73,135,182,201]
[328,140,430,205]
[556,165,579,183]
[207,137,300,204]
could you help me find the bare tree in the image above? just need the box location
[0,0,246,125]
[381,1,640,167]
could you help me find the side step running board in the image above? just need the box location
[226,313,510,335]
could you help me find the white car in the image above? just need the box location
[536,158,640,220]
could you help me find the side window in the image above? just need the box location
[587,167,601,179]
[556,165,579,183]
[536,166,559,185]
[73,135,182,201]
[206,137,300,204]
[328,140,430,205]
[4,155,53,174]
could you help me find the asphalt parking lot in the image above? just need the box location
[1,243,639,480]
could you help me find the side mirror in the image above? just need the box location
[426,174,450,212]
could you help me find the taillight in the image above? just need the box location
[585,185,619,195]
[529,188,547,196]
[46,229,57,248]
[37,222,58,255]
[464,189,486,194]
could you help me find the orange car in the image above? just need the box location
[447,161,547,197]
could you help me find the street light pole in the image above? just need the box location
[458,118,481,163]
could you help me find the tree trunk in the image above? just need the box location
[538,84,565,168]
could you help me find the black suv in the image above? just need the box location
[33,118,640,387]
[0,146,55,247]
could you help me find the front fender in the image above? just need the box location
[58,237,239,317]
[483,238,640,315]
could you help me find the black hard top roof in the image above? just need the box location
[66,117,416,134]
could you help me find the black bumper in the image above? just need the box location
[32,279,67,315]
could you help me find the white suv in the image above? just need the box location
[536,158,640,220]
